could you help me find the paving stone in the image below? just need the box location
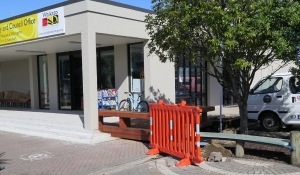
[1,130,300,175]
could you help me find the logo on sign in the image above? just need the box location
[42,10,59,27]
[42,15,59,27]
[290,115,300,120]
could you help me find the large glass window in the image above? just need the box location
[57,54,71,109]
[38,55,49,109]
[97,47,115,89]
[175,54,207,106]
[129,43,144,93]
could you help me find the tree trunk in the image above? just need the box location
[238,102,248,134]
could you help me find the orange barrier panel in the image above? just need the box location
[147,100,203,167]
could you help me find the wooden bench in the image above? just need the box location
[98,110,150,141]
[98,108,300,165]
[200,131,300,165]
[199,106,215,127]
[98,106,216,141]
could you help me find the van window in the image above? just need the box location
[289,76,300,94]
[252,77,283,94]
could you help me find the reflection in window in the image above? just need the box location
[175,53,207,106]
[289,76,300,94]
[38,55,49,109]
[129,43,144,93]
[58,55,71,109]
[97,47,115,89]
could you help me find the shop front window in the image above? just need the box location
[129,43,144,94]
[97,47,115,89]
[38,55,49,109]
[175,54,207,106]
[57,54,71,110]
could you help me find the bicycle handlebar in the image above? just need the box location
[124,91,144,97]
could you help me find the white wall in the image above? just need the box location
[114,44,129,101]
[29,56,39,109]
[251,61,295,88]
[114,42,176,104]
[144,41,175,104]
[1,59,30,93]
[65,1,149,39]
[48,54,59,110]
[207,75,221,106]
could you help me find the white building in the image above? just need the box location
[0,0,177,132]
[0,0,294,134]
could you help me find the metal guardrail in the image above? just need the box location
[200,132,294,150]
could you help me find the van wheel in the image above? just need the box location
[260,112,281,132]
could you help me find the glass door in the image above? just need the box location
[70,51,83,110]
[58,54,71,109]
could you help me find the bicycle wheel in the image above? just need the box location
[118,99,131,111]
[136,101,149,112]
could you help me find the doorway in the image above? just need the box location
[57,51,83,110]
[57,47,115,110]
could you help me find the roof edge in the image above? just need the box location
[92,0,154,14]
[0,0,154,23]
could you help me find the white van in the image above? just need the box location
[247,72,300,131]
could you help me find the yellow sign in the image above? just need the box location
[0,14,38,45]
[0,7,65,46]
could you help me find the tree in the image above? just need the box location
[290,46,300,75]
[145,0,300,134]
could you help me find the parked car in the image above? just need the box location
[247,72,300,131]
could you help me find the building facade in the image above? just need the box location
[0,0,294,132]
[0,0,178,131]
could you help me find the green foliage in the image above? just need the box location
[146,0,300,133]
[147,0,300,65]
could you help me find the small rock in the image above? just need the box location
[0,164,5,171]
[221,157,227,162]
[207,152,222,162]
[201,143,234,159]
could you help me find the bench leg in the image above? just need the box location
[119,118,131,128]
[235,141,244,157]
[291,131,300,166]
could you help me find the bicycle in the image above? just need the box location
[118,92,149,112]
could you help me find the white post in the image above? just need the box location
[291,131,300,165]
[81,30,98,130]
[28,56,39,109]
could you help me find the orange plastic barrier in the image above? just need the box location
[147,100,203,167]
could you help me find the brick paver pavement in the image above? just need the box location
[2,130,300,175]
[0,131,150,175]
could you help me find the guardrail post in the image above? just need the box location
[290,131,300,165]
[235,141,244,157]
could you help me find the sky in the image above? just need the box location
[0,0,152,20]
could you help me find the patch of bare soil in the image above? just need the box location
[121,116,296,166]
